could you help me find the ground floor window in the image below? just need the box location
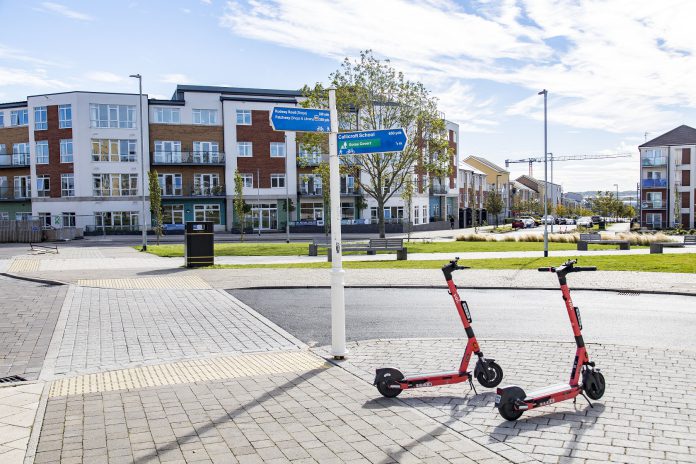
[162,204,184,224]
[94,211,139,230]
[15,212,31,221]
[62,212,76,227]
[422,206,428,224]
[341,202,354,220]
[247,203,278,230]
[413,206,420,225]
[300,202,324,221]
[370,206,404,223]
[194,204,221,224]
[646,212,662,229]
[0,212,8,220]
[39,213,51,229]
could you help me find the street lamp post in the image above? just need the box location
[614,183,619,222]
[129,74,147,251]
[539,89,548,257]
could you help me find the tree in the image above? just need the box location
[313,162,332,236]
[148,170,163,245]
[555,204,568,218]
[233,170,251,241]
[301,50,452,238]
[400,172,415,242]
[484,190,504,227]
[591,191,621,219]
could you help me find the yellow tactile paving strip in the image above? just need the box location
[7,258,40,273]
[48,351,329,397]
[76,275,212,289]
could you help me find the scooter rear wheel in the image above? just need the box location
[375,369,404,398]
[499,397,524,421]
[476,361,503,388]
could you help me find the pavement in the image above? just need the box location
[0,239,694,463]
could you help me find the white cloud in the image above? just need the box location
[160,74,191,84]
[219,0,696,134]
[0,67,69,89]
[0,44,58,66]
[39,2,94,21]
[181,8,192,14]
[200,0,212,4]
[85,71,126,83]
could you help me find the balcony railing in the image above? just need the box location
[641,200,665,209]
[152,151,225,165]
[93,188,139,197]
[641,157,667,167]
[430,184,448,195]
[297,154,324,166]
[641,178,667,188]
[340,186,361,195]
[160,184,226,197]
[0,187,31,200]
[0,153,31,168]
[299,186,323,196]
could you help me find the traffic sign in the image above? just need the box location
[270,107,331,132]
[337,129,407,155]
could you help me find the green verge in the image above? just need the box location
[142,241,638,258]
[207,253,696,273]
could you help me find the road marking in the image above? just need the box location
[48,350,329,397]
[76,275,212,289]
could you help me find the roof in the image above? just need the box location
[149,99,185,106]
[512,181,535,192]
[465,155,509,173]
[458,161,485,176]
[639,125,696,147]
[174,85,303,100]
[0,101,28,109]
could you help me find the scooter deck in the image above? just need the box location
[401,370,468,382]
[525,383,578,400]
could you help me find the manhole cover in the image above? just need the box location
[0,375,27,384]
[617,291,641,296]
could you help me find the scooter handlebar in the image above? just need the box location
[538,267,555,272]
[573,266,597,272]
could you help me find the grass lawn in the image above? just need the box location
[143,240,636,257]
[208,253,696,273]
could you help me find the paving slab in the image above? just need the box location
[0,383,45,464]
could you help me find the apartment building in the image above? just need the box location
[0,102,32,221]
[516,174,563,209]
[457,161,488,226]
[639,125,696,229]
[464,155,511,222]
[510,180,538,214]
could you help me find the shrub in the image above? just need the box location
[456,232,678,245]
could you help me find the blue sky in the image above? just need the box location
[1,0,695,192]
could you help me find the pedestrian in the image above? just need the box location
[449,215,455,229]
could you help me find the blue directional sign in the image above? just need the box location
[337,129,407,156]
[270,107,331,132]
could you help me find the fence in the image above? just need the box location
[0,219,42,243]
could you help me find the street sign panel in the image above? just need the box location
[270,107,331,132]
[337,129,407,156]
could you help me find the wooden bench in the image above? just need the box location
[577,233,630,251]
[650,242,685,254]
[685,235,696,245]
[308,238,331,256]
[310,238,408,261]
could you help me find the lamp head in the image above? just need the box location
[129,74,141,79]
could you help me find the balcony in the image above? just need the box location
[161,184,226,198]
[641,178,668,188]
[641,200,665,209]
[0,154,30,168]
[0,187,31,201]
[641,157,667,167]
[430,184,448,195]
[340,186,361,196]
[297,154,324,166]
[152,151,225,165]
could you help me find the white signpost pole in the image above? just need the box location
[328,88,347,359]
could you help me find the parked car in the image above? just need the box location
[541,215,556,225]
[519,216,537,228]
[565,217,576,225]
[577,216,593,228]
[591,215,601,224]
[511,218,525,229]
[557,217,567,225]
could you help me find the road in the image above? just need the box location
[231,287,696,350]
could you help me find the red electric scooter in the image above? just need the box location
[374,258,504,397]
[495,259,606,421]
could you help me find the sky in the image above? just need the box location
[1,0,695,193]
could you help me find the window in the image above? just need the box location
[37,176,50,197]
[422,205,428,223]
[0,112,4,127]
[192,109,217,125]
[62,212,76,227]
[646,191,663,208]
[92,139,137,162]
[90,104,136,128]
[36,141,49,164]
[158,173,182,196]
[270,142,286,158]
[192,141,220,163]
[39,213,51,229]
[271,174,285,188]
[15,212,31,221]
[237,142,252,157]
[93,174,138,196]
[34,107,47,130]
[0,144,5,156]
[300,202,324,221]
[60,139,73,163]
[10,109,28,126]
[153,107,180,124]
[414,206,420,225]
[0,176,7,198]
[59,105,72,128]
[61,174,75,197]
[646,212,662,229]
[12,143,29,165]
[194,204,221,223]
[0,212,8,220]
[236,109,251,125]
[341,202,354,220]
[193,173,220,195]
[240,174,253,188]
[300,174,321,195]
[14,176,31,198]
[162,204,184,224]
[94,211,139,230]
[154,141,182,163]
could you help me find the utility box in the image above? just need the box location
[185,221,214,268]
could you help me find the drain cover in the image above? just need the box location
[617,291,641,296]
[0,375,27,384]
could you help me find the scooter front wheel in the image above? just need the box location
[583,370,605,400]
[476,361,503,388]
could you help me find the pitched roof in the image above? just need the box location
[639,125,696,147]
[458,161,485,176]
[465,155,509,173]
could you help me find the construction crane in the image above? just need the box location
[505,153,633,177]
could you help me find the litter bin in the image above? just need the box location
[185,221,214,268]
[598,220,606,230]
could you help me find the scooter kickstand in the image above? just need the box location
[468,376,478,396]
[580,392,594,408]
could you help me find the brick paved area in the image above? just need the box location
[36,351,526,464]
[326,339,696,463]
[48,287,303,377]
[0,383,44,464]
[0,275,67,380]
